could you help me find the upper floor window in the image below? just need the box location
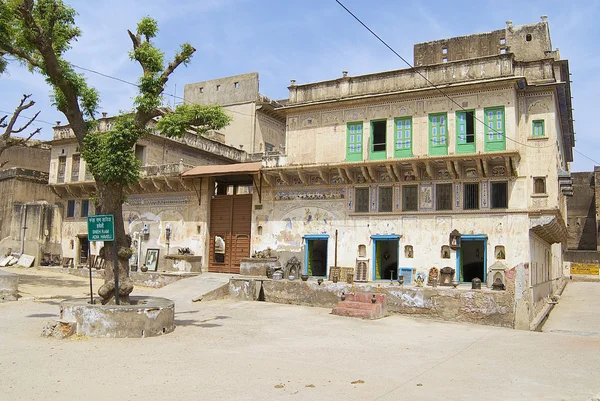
[436,183,452,210]
[57,156,66,183]
[71,154,80,182]
[378,187,393,212]
[484,106,506,152]
[532,120,545,137]
[355,187,369,212]
[463,183,479,210]
[429,113,448,156]
[81,199,89,218]
[346,122,363,162]
[491,182,508,208]
[370,120,387,160]
[67,200,76,218]
[534,177,546,194]
[402,185,418,212]
[394,117,412,158]
[456,110,475,154]
[135,144,146,165]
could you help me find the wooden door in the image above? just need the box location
[208,194,252,273]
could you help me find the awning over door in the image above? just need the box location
[181,162,262,181]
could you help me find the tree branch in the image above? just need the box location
[0,41,42,69]
[16,1,87,144]
[159,47,196,87]
[2,94,38,140]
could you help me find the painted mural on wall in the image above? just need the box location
[274,188,345,201]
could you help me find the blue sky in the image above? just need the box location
[1,0,598,171]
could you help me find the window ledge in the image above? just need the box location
[527,136,548,141]
[531,193,548,198]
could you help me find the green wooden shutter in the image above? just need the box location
[346,122,363,162]
[394,117,412,158]
[456,110,476,154]
[484,107,506,151]
[532,120,545,137]
[429,113,448,156]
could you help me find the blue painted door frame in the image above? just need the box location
[455,234,487,282]
[371,235,400,281]
[304,234,329,276]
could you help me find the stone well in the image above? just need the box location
[60,296,175,338]
[0,270,18,301]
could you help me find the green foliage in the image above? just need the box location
[1,0,98,118]
[177,43,194,66]
[155,104,232,138]
[137,17,158,39]
[82,115,143,185]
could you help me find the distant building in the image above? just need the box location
[184,72,286,154]
[0,142,60,264]
[564,168,600,277]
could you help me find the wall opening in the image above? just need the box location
[374,239,399,280]
[459,238,486,282]
[372,120,387,152]
[306,239,327,276]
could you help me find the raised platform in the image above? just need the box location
[60,296,175,338]
[0,270,18,301]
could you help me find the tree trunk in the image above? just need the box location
[96,181,134,304]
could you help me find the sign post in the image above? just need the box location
[87,215,119,305]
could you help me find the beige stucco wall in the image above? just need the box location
[60,185,211,271]
[285,87,520,166]
[251,187,532,281]
[255,112,285,152]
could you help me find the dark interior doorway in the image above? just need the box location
[375,239,399,280]
[460,240,485,282]
[78,235,89,265]
[307,239,327,276]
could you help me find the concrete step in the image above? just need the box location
[345,292,386,304]
[335,300,382,312]
[331,292,387,320]
[331,307,377,320]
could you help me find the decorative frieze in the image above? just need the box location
[274,188,345,201]
[492,165,506,177]
[125,196,193,207]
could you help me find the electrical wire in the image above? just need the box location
[333,0,564,150]
[70,64,258,118]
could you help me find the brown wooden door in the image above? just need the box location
[208,194,252,273]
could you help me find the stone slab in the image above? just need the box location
[60,296,175,338]
[239,258,279,277]
[16,254,35,268]
[0,270,19,301]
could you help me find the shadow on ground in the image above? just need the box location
[175,315,231,328]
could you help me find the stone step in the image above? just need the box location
[335,300,382,312]
[331,307,377,320]
[344,292,386,304]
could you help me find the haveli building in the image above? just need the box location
[253,17,574,327]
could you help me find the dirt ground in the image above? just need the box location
[1,268,599,401]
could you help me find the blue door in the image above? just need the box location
[456,235,487,282]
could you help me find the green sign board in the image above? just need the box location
[87,215,115,242]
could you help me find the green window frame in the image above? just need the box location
[532,120,545,137]
[429,113,448,156]
[456,110,475,154]
[394,117,412,158]
[346,122,363,162]
[370,120,387,160]
[484,106,506,151]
